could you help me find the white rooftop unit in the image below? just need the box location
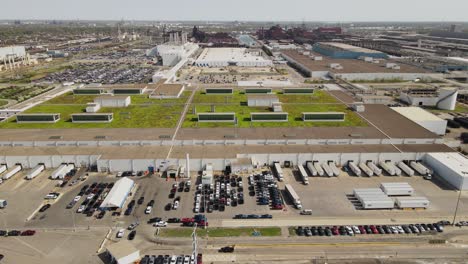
[100,177,134,209]
[395,197,430,209]
[424,152,468,190]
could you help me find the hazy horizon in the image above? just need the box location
[1,0,467,22]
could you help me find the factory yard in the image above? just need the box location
[1,164,466,232]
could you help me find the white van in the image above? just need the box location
[300,209,312,215]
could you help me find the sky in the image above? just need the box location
[1,0,467,22]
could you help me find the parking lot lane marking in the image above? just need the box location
[235,241,406,248]
[12,237,47,257]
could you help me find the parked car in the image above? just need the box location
[128,222,139,230]
[20,230,36,236]
[145,206,152,214]
[116,229,125,238]
[219,246,235,253]
[153,221,168,227]
[128,230,136,240]
[39,204,51,212]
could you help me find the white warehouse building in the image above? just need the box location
[391,107,447,135]
[195,48,273,67]
[425,152,468,190]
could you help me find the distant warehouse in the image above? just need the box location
[195,48,273,67]
[313,42,388,59]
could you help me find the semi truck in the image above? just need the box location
[273,162,284,182]
[285,184,302,209]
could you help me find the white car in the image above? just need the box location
[172,201,179,210]
[239,181,243,187]
[186,180,191,187]
[194,204,200,213]
[77,205,85,213]
[116,171,123,177]
[153,221,167,227]
[390,226,399,234]
[396,226,405,234]
[86,194,94,200]
[170,256,177,264]
[116,229,125,238]
[345,226,354,235]
[183,255,190,264]
[73,196,81,202]
[352,226,361,234]
[197,184,202,191]
[128,222,139,230]
[145,206,152,214]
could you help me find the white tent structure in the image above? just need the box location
[100,177,134,209]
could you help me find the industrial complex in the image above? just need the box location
[0,17,468,264]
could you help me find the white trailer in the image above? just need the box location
[51,164,67,179]
[26,164,45,180]
[359,162,373,177]
[314,162,324,177]
[0,165,6,175]
[353,188,384,197]
[397,162,414,176]
[348,162,361,176]
[297,165,309,185]
[285,184,303,209]
[410,161,429,175]
[59,164,75,179]
[380,182,414,196]
[367,162,382,176]
[361,199,395,209]
[2,165,21,180]
[395,197,430,209]
[273,162,284,182]
[306,161,317,176]
[379,161,395,176]
[386,162,401,176]
[328,162,340,176]
[321,163,333,177]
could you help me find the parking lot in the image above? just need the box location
[278,166,468,220]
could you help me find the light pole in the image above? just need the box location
[452,181,464,226]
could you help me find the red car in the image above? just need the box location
[358,225,366,234]
[21,230,36,236]
[370,225,379,234]
[331,226,339,236]
[197,254,203,264]
[271,204,283,210]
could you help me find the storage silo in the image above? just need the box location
[437,88,458,110]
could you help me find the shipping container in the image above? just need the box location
[285,184,302,209]
[26,164,45,180]
[349,162,361,176]
[314,162,324,177]
[395,197,430,209]
[397,162,414,176]
[0,165,6,175]
[321,163,333,177]
[306,161,317,176]
[410,161,429,175]
[297,165,309,185]
[361,199,395,209]
[379,161,395,176]
[273,162,284,182]
[51,164,68,180]
[328,162,340,176]
[367,162,382,176]
[2,165,21,180]
[359,162,373,177]
[380,183,414,196]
